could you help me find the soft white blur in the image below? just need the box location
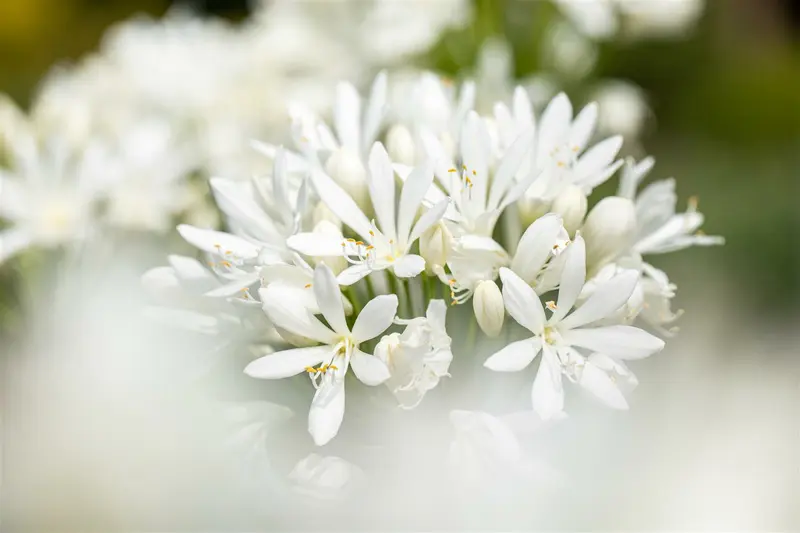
[2,241,797,530]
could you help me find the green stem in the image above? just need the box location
[364,274,378,300]
[387,272,404,318]
[422,272,432,305]
[345,286,362,317]
[467,310,478,350]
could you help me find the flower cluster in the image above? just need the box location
[147,71,723,446]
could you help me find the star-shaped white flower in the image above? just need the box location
[618,156,724,255]
[484,236,665,419]
[245,263,396,445]
[287,142,449,285]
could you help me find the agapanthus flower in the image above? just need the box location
[484,237,664,419]
[245,264,396,445]
[288,143,448,284]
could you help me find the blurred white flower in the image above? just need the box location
[591,80,650,138]
[288,453,364,500]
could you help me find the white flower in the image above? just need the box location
[618,156,724,255]
[288,143,449,285]
[176,225,264,298]
[245,264,396,445]
[484,236,664,419]
[533,92,622,195]
[210,146,306,261]
[549,184,588,236]
[0,99,104,262]
[375,299,452,408]
[419,111,534,237]
[288,453,364,500]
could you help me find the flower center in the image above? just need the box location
[305,338,353,389]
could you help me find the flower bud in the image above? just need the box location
[581,196,636,274]
[325,147,369,209]
[313,202,341,228]
[517,196,552,227]
[551,185,587,235]
[419,221,453,273]
[385,124,415,165]
[311,220,347,275]
[473,280,505,337]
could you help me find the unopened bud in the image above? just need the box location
[517,196,552,227]
[325,147,369,209]
[551,185,588,235]
[419,222,453,273]
[581,196,637,273]
[473,280,505,337]
[385,124,416,165]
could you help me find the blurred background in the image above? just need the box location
[1,0,798,530]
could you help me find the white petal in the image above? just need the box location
[287,232,346,257]
[349,348,391,386]
[499,267,545,334]
[260,286,337,344]
[367,142,397,240]
[408,198,449,245]
[537,93,572,162]
[205,272,260,297]
[210,178,277,241]
[336,264,373,286]
[309,381,346,446]
[392,254,425,278]
[419,130,456,197]
[568,102,598,153]
[168,255,217,290]
[487,127,534,210]
[531,346,564,420]
[573,135,623,182]
[579,361,629,410]
[561,269,638,329]
[460,111,490,206]
[397,162,434,245]
[561,325,665,359]
[510,213,563,283]
[177,225,259,259]
[513,85,534,129]
[310,168,373,239]
[313,264,349,336]
[551,235,586,322]
[484,337,542,372]
[334,82,361,152]
[0,228,31,263]
[351,294,398,342]
[362,71,387,150]
[245,346,330,379]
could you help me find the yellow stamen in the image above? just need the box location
[304,283,312,289]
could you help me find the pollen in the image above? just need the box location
[305,366,316,373]
[355,241,365,246]
[448,168,457,173]
[346,238,356,243]
[328,365,338,371]
[366,245,375,251]
[545,300,558,311]
[369,230,375,236]
[557,161,566,168]
[471,169,476,176]
[572,145,580,152]
[304,283,312,289]
[220,260,232,268]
